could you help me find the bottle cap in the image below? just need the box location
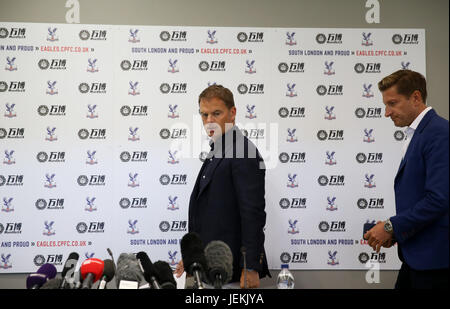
[281,264,289,269]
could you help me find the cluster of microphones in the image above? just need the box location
[26,232,234,289]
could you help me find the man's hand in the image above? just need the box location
[363,221,394,253]
[174,259,184,278]
[240,269,260,288]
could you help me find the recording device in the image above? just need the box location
[363,220,377,239]
[241,246,247,289]
[97,259,115,289]
[115,253,144,289]
[26,263,57,289]
[80,258,104,289]
[60,252,79,289]
[136,251,161,289]
[180,232,208,289]
[205,240,233,289]
[153,261,177,289]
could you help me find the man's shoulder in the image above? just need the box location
[424,111,448,136]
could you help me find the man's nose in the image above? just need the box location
[385,106,392,117]
[206,114,216,123]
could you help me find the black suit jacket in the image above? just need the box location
[188,126,270,282]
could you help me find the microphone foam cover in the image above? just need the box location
[26,273,48,289]
[61,252,80,277]
[102,259,115,282]
[153,261,176,289]
[180,232,207,274]
[115,253,144,287]
[205,240,233,285]
[80,258,104,283]
[37,263,57,279]
[136,251,156,283]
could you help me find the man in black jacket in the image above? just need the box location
[174,85,270,288]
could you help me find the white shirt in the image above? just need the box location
[402,106,432,159]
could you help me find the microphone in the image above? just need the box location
[97,259,115,289]
[41,278,63,289]
[26,264,57,289]
[80,258,104,289]
[26,263,57,289]
[180,232,208,289]
[115,253,144,289]
[205,240,233,289]
[136,251,161,289]
[241,246,247,289]
[153,261,177,289]
[107,248,114,261]
[60,252,79,289]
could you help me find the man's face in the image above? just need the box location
[199,97,236,140]
[381,85,422,127]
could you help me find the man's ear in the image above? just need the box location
[230,106,237,122]
[412,90,424,106]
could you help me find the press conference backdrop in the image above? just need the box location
[0,1,448,288]
[0,21,425,271]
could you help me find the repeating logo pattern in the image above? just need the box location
[0,23,424,272]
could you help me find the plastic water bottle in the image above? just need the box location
[276,264,295,289]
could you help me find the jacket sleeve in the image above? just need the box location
[231,153,267,272]
[390,128,449,243]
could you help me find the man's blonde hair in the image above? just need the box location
[378,70,427,102]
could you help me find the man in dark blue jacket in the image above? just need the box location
[175,85,270,288]
[365,70,449,288]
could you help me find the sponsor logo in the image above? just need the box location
[159,174,187,185]
[78,83,107,94]
[354,62,381,74]
[318,175,345,186]
[316,84,343,96]
[278,62,304,73]
[35,198,64,210]
[79,30,107,41]
[357,198,384,210]
[0,175,24,186]
[160,83,187,94]
[279,152,306,163]
[0,27,26,39]
[160,31,187,42]
[316,33,342,44]
[78,129,106,140]
[317,130,344,141]
[237,83,264,95]
[159,221,187,232]
[76,222,105,233]
[77,175,106,186]
[119,197,148,209]
[279,198,307,209]
[392,33,419,45]
[237,32,264,43]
